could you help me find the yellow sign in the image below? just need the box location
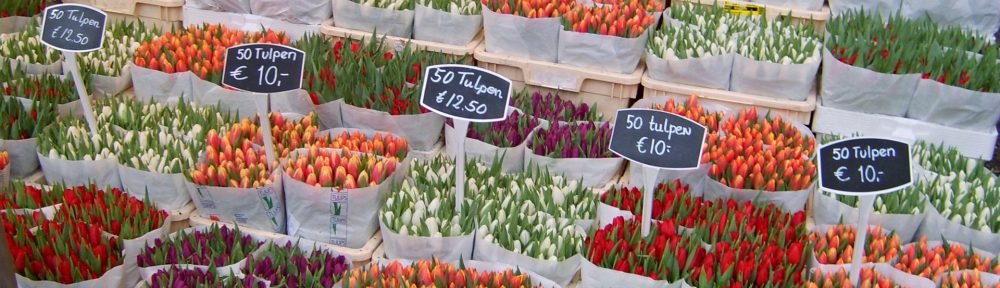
[724,1,765,16]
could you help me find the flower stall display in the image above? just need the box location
[332,0,416,38]
[187,127,286,233]
[526,121,621,188]
[810,224,902,265]
[445,110,539,172]
[414,0,483,45]
[0,21,61,74]
[132,24,290,117]
[894,237,1000,281]
[75,21,159,95]
[482,0,575,62]
[915,176,1000,252]
[37,120,124,188]
[557,3,656,73]
[137,224,265,283]
[512,90,601,124]
[243,237,351,287]
[8,221,126,286]
[282,147,400,248]
[937,270,1000,288]
[646,18,737,90]
[344,258,557,287]
[380,156,482,261]
[0,95,56,177]
[0,182,65,216]
[701,107,816,212]
[148,267,265,288]
[731,17,821,101]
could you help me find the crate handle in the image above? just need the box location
[524,68,584,93]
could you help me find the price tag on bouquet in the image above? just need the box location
[222,43,306,164]
[818,137,913,286]
[608,109,707,236]
[40,3,108,138]
[419,64,513,212]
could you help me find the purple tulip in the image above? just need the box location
[138,224,262,268]
[151,266,266,288]
[513,91,601,123]
[448,110,539,147]
[530,121,616,159]
[244,241,350,287]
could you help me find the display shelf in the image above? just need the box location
[641,74,817,125]
[474,44,642,122]
[812,103,999,160]
[182,6,321,41]
[188,215,381,266]
[678,0,830,32]
[63,0,184,31]
[319,20,479,64]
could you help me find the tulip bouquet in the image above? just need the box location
[668,2,757,29]
[265,113,331,158]
[736,18,820,65]
[584,217,705,282]
[0,94,56,140]
[703,107,816,192]
[807,268,904,288]
[136,224,263,269]
[593,0,664,13]
[77,21,158,79]
[648,22,732,61]
[0,22,60,67]
[133,24,289,83]
[494,166,596,222]
[811,224,901,265]
[477,207,584,261]
[919,176,1000,233]
[351,0,414,10]
[381,156,481,237]
[149,267,265,288]
[243,240,351,287]
[530,121,613,158]
[651,96,723,132]
[38,120,120,161]
[1,72,79,105]
[0,182,66,210]
[283,147,398,189]
[691,197,809,246]
[7,220,124,284]
[326,130,409,160]
[188,129,274,188]
[600,180,708,224]
[117,129,202,174]
[457,110,538,147]
[894,237,1000,280]
[344,259,544,287]
[823,185,925,215]
[0,0,45,17]
[419,0,480,14]
[913,141,998,186]
[513,91,600,123]
[95,97,237,140]
[482,0,575,18]
[54,184,168,239]
[1,210,43,248]
[938,270,1000,288]
[560,4,655,38]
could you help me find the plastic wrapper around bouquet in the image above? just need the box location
[313,99,346,130]
[0,138,37,178]
[332,0,415,38]
[270,89,317,118]
[820,49,920,117]
[38,152,122,190]
[118,165,194,212]
[0,16,32,34]
[17,256,126,288]
[1,56,62,75]
[186,172,287,234]
[378,220,475,262]
[62,62,133,96]
[444,124,536,173]
[580,258,693,288]
[557,30,648,74]
[252,0,333,25]
[645,52,735,91]
[482,4,560,62]
[524,152,623,189]
[905,79,1000,133]
[901,0,1000,36]
[810,191,924,243]
[413,5,482,46]
[472,232,582,287]
[340,102,445,152]
[137,225,271,284]
[729,52,820,101]
[917,199,1000,252]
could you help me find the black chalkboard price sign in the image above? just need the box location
[420,64,513,122]
[609,109,707,170]
[40,4,107,52]
[818,137,913,196]
[222,43,305,94]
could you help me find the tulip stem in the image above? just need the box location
[64,52,100,138]
[453,119,470,213]
[848,194,875,286]
[640,164,658,237]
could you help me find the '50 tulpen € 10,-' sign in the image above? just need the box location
[818,137,913,196]
[41,3,107,52]
[222,43,305,94]
[420,64,513,122]
[609,109,707,169]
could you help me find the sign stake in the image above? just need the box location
[453,119,470,212]
[640,164,659,236]
[848,194,876,284]
[64,52,100,137]
[256,93,277,165]
[40,3,108,138]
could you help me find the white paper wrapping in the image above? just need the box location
[901,0,1000,36]
[0,16,31,34]
[702,178,812,213]
[811,192,924,243]
[190,76,260,119]
[130,64,193,105]
[444,123,533,173]
[905,79,1000,133]
[283,167,388,249]
[187,174,286,233]
[482,4,560,62]
[62,62,132,96]
[270,89,316,116]
[378,220,474,261]
[645,52,734,90]
[38,153,122,189]
[340,102,445,152]
[820,49,919,117]
[17,265,125,288]
[185,0,216,10]
[1,57,63,75]
[580,258,692,288]
[524,152,623,188]
[332,0,415,38]
[626,163,710,198]
[557,30,648,74]
[0,138,38,178]
[252,0,332,25]
[217,0,252,13]
[314,99,344,130]
[730,53,819,101]
[828,0,901,17]
[413,5,482,46]
[10,97,83,120]
[473,233,582,287]
[368,258,562,288]
[918,200,1000,252]
[118,165,193,211]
